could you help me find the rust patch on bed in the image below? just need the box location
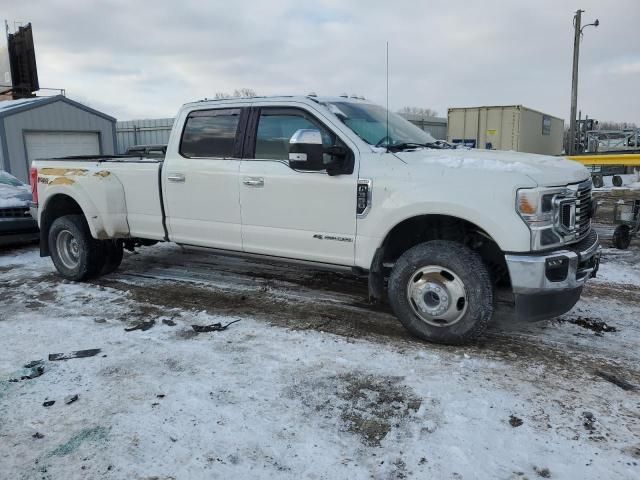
[93,170,111,177]
[49,177,75,186]
[39,167,88,176]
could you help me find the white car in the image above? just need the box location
[28,96,600,344]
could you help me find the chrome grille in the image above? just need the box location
[574,182,592,239]
[0,207,31,219]
[560,203,573,229]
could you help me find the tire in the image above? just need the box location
[612,225,631,250]
[612,175,623,187]
[101,240,124,275]
[592,175,604,189]
[388,240,493,345]
[48,215,106,281]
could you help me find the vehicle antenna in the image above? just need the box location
[386,41,389,153]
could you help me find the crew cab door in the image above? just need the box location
[239,105,358,265]
[163,107,247,249]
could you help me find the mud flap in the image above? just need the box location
[368,247,385,303]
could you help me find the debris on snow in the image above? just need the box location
[509,415,524,427]
[124,320,156,332]
[558,316,617,334]
[191,319,241,333]
[22,365,45,380]
[595,370,638,391]
[534,466,552,478]
[32,432,44,439]
[65,394,79,405]
[42,400,55,407]
[49,349,102,361]
[582,411,597,433]
[24,360,44,368]
[9,364,45,382]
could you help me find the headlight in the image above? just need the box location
[517,189,556,223]
[517,186,575,250]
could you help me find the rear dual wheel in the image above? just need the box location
[49,215,124,281]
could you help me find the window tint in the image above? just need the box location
[255,112,334,160]
[180,109,240,158]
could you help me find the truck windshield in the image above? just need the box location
[325,101,437,149]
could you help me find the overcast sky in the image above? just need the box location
[2,0,639,123]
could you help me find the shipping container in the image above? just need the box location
[447,105,564,155]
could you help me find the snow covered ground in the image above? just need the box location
[1,236,639,479]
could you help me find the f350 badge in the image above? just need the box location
[313,234,353,243]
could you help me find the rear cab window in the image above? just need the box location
[180,108,242,158]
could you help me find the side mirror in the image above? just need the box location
[288,129,325,171]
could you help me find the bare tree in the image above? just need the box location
[398,106,439,118]
[233,88,257,98]
[213,88,257,99]
[597,120,638,131]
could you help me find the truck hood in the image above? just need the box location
[393,148,589,187]
[0,184,31,208]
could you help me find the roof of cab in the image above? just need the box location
[182,95,372,109]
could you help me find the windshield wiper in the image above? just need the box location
[384,142,429,151]
[379,141,457,151]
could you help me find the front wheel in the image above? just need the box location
[48,215,105,281]
[388,240,493,345]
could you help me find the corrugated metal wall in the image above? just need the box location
[2,100,116,181]
[398,113,448,140]
[116,118,174,153]
[0,136,4,172]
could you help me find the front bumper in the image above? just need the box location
[0,217,39,246]
[504,229,601,321]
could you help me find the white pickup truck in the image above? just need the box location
[29,95,600,344]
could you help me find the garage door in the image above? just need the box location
[25,132,100,164]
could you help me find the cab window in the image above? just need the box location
[254,109,334,160]
[180,108,241,158]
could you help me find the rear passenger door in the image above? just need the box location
[164,107,247,250]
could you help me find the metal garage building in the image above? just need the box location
[398,113,448,140]
[0,95,116,182]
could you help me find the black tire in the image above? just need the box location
[592,175,604,189]
[101,240,124,275]
[48,215,106,281]
[612,225,631,250]
[612,175,623,187]
[388,240,493,345]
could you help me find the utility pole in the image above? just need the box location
[568,10,599,155]
[568,10,582,155]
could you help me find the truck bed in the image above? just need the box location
[33,156,167,241]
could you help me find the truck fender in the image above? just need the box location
[40,172,129,240]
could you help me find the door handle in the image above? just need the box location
[243,177,264,187]
[167,173,185,183]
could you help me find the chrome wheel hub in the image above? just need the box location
[56,230,81,270]
[407,266,468,327]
